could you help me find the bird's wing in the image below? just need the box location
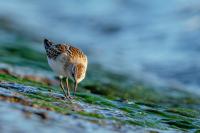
[55,44,87,64]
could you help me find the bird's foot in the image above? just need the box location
[63,94,76,102]
[62,95,71,100]
[68,95,74,99]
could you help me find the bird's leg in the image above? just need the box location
[66,78,72,99]
[60,78,70,100]
[73,81,78,97]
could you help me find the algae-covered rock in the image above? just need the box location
[0,34,199,133]
[0,70,200,132]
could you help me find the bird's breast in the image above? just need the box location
[47,56,67,76]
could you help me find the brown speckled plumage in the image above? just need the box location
[46,43,87,61]
[76,63,85,79]
[43,39,88,100]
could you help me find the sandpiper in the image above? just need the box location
[43,39,88,100]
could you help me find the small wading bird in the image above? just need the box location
[43,39,88,100]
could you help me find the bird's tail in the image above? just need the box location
[44,38,53,50]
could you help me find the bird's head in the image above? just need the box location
[71,63,86,84]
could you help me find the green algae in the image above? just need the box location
[77,111,105,119]
[0,41,200,105]
[26,92,107,119]
[83,66,200,105]
[1,72,200,132]
[0,41,49,70]
[163,120,200,130]
[0,41,200,132]
[166,108,200,118]
[77,93,117,108]
[0,73,59,92]
[25,93,59,102]
[32,100,70,114]
[1,76,200,132]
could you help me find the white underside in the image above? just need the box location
[47,53,87,83]
[47,54,71,78]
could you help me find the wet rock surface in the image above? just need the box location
[0,81,155,133]
[0,74,199,132]
[0,44,199,132]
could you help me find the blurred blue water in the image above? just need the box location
[1,0,200,93]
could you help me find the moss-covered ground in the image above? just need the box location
[0,40,200,132]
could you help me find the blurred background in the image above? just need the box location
[0,0,200,95]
